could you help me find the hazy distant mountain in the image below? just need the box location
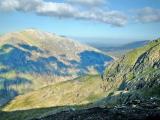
[89,40,150,52]
[88,40,150,58]
[0,29,112,105]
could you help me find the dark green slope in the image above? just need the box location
[104,39,160,93]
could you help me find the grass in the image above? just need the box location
[142,86,160,97]
[1,33,160,120]
[105,39,160,80]
[0,70,17,79]
[0,103,98,120]
[124,39,160,66]
[126,72,135,81]
[0,75,108,120]
[2,75,106,112]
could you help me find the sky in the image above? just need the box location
[0,0,160,44]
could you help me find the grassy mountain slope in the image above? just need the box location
[96,39,160,107]
[2,75,107,112]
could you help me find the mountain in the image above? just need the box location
[120,40,149,49]
[0,29,113,105]
[1,38,159,120]
[104,39,160,93]
[2,75,106,111]
[89,40,150,52]
[88,38,160,108]
[89,40,150,58]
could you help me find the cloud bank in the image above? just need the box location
[67,0,106,6]
[135,7,160,23]
[0,0,127,27]
[0,0,159,26]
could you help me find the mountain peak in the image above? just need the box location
[22,28,55,35]
[0,30,113,106]
[23,28,39,32]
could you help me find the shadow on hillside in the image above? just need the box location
[0,44,113,76]
[0,104,88,120]
[1,100,160,120]
[0,76,32,106]
[0,44,69,75]
[0,44,113,108]
[79,51,113,74]
[19,44,44,53]
[69,51,113,74]
[0,77,32,96]
[0,44,70,105]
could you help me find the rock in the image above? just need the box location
[33,98,160,120]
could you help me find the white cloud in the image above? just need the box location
[67,0,106,6]
[0,0,20,11]
[0,0,43,11]
[135,7,160,23]
[36,2,76,18]
[75,9,127,26]
[0,0,127,27]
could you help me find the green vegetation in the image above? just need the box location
[0,29,112,106]
[143,86,160,97]
[105,39,160,81]
[0,75,108,120]
[126,72,135,81]
[102,39,160,108]
[124,39,160,66]
[0,105,85,120]
[2,75,106,111]
[0,31,160,120]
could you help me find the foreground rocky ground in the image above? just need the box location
[33,97,160,120]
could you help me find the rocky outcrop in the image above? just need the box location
[1,37,160,120]
[33,97,160,120]
[103,39,160,93]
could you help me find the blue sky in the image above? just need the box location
[0,0,160,44]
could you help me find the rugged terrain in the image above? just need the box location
[0,38,159,120]
[104,39,160,93]
[34,98,160,120]
[2,75,107,111]
[0,29,112,105]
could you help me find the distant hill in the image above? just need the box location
[120,40,149,49]
[89,40,150,52]
[0,29,113,106]
[88,40,150,58]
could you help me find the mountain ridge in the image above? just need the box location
[90,40,150,58]
[1,38,160,114]
[0,29,113,106]
[0,33,159,120]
